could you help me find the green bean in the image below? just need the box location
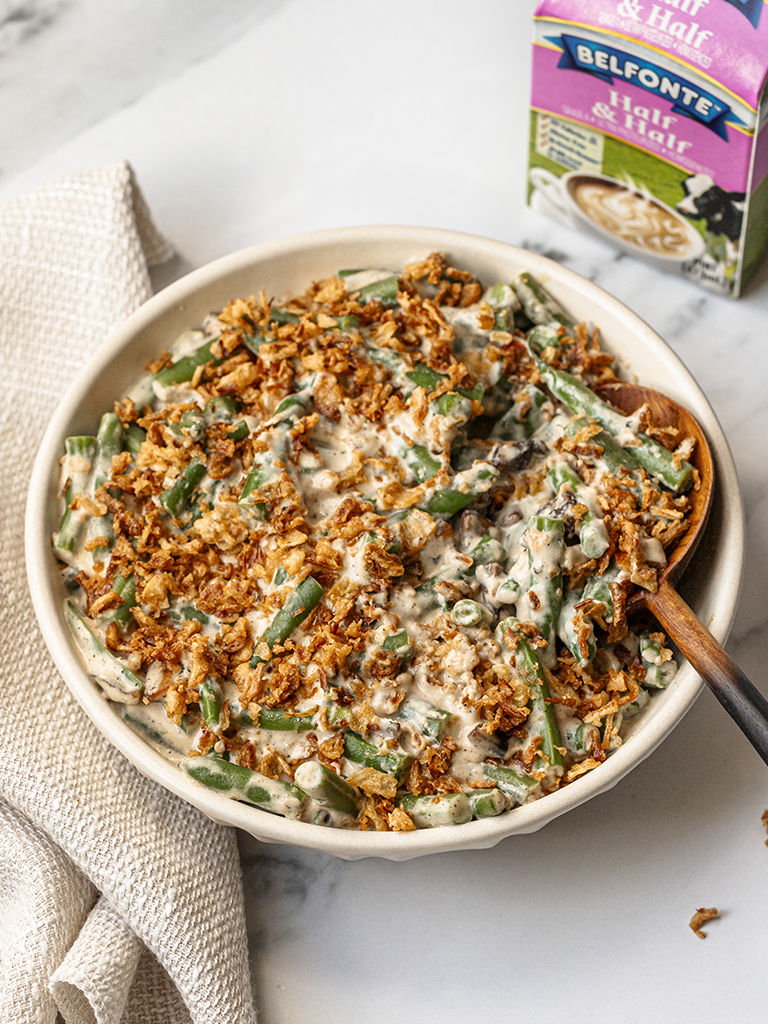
[335,315,359,333]
[495,570,522,605]
[204,395,241,422]
[414,574,447,613]
[293,761,360,816]
[424,463,498,517]
[564,416,641,485]
[224,420,250,443]
[61,566,80,592]
[581,561,623,623]
[547,463,609,559]
[323,703,352,728]
[431,392,473,421]
[402,443,442,484]
[239,386,312,510]
[482,763,541,805]
[261,576,324,648]
[398,793,472,827]
[85,417,120,555]
[153,339,221,389]
[366,347,482,418]
[251,576,324,666]
[469,535,506,569]
[518,649,564,768]
[415,546,477,609]
[279,389,315,420]
[381,629,410,653]
[239,329,266,356]
[526,322,566,356]
[405,363,445,390]
[425,489,475,516]
[120,708,186,753]
[124,423,147,456]
[493,307,516,331]
[268,308,301,326]
[385,535,404,556]
[397,696,452,741]
[93,413,123,490]
[381,629,413,669]
[179,755,306,819]
[443,299,514,346]
[467,787,508,818]
[65,601,143,701]
[199,677,223,733]
[639,632,678,689]
[622,686,650,718]
[460,381,484,403]
[239,437,288,510]
[80,413,122,561]
[482,281,521,312]
[518,515,565,668]
[366,344,403,373]
[513,272,577,329]
[451,599,490,628]
[405,363,482,405]
[342,731,412,781]
[451,599,485,627]
[84,520,113,562]
[55,436,97,553]
[547,462,581,494]
[168,604,211,626]
[494,384,548,441]
[178,408,207,442]
[101,573,137,632]
[356,274,400,306]
[561,718,599,757]
[496,618,564,768]
[537,363,694,492]
[243,705,317,731]
[160,458,207,517]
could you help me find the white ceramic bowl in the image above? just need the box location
[26,226,744,860]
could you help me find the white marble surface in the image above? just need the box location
[5,1,768,1021]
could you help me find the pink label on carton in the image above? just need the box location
[532,44,754,193]
[536,0,768,105]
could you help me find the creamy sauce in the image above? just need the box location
[56,259,682,829]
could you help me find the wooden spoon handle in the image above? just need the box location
[647,581,768,766]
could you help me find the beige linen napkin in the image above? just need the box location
[0,161,257,1024]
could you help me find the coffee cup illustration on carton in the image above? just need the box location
[530,168,705,263]
[529,0,768,297]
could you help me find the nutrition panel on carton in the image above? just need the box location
[528,0,768,297]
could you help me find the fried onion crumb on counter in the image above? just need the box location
[54,254,695,831]
[689,907,719,939]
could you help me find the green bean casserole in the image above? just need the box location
[55,253,696,830]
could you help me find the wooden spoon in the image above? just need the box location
[595,381,768,764]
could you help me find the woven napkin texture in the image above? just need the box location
[0,161,257,1024]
